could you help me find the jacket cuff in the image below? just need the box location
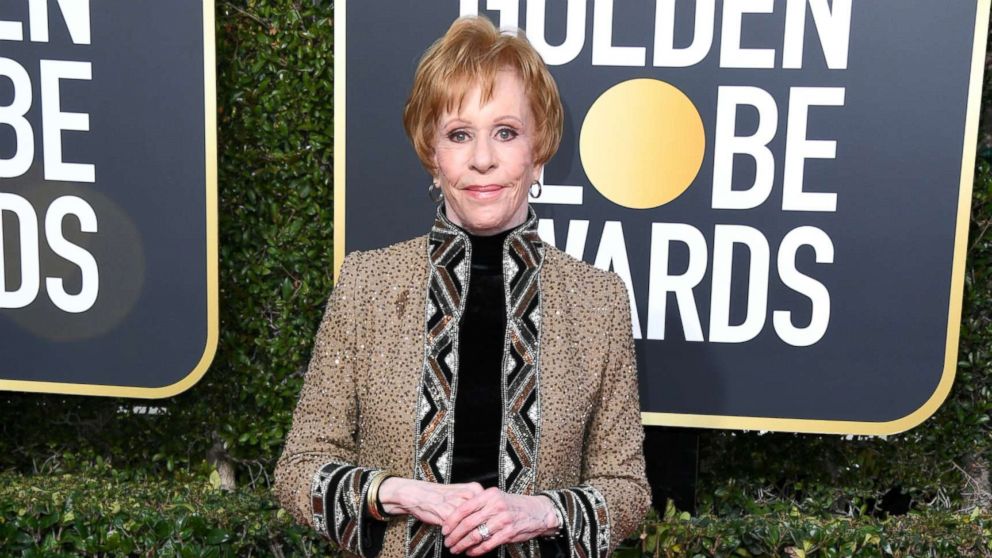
[311,462,387,558]
[538,485,611,558]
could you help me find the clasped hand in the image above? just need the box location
[379,479,557,556]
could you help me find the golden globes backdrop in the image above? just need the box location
[338,1,989,434]
[0,1,217,397]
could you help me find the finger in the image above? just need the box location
[459,482,485,497]
[449,510,511,554]
[449,523,486,555]
[465,515,516,556]
[466,531,510,557]
[420,493,464,527]
[442,489,492,536]
[446,482,484,505]
[445,488,506,548]
[445,508,491,550]
[419,506,450,526]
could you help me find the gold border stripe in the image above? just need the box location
[333,0,346,281]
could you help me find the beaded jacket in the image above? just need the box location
[274,206,650,558]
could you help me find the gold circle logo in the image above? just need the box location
[580,79,705,209]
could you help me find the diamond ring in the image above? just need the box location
[477,522,492,541]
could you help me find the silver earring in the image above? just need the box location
[529,180,542,199]
[428,181,444,204]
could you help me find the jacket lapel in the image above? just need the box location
[407,206,546,558]
[500,219,544,497]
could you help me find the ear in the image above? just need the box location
[431,152,441,184]
[531,163,544,184]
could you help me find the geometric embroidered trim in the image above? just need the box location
[311,461,382,558]
[406,205,546,558]
[538,484,611,558]
[497,212,545,558]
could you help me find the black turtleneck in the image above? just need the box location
[437,228,508,558]
[449,228,511,488]
[435,220,567,558]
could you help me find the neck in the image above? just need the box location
[428,203,546,282]
[465,228,511,270]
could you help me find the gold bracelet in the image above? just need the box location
[366,471,386,520]
[366,471,392,521]
[375,473,396,520]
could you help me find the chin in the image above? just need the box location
[450,197,526,234]
[458,206,504,227]
[464,218,506,234]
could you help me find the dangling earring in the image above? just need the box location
[529,179,542,199]
[428,181,444,204]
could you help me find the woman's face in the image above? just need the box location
[433,69,542,236]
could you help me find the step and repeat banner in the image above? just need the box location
[338,1,990,434]
[0,1,217,397]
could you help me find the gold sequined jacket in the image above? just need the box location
[274,206,650,558]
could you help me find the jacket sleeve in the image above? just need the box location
[539,274,651,558]
[273,251,388,557]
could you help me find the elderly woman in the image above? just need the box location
[274,15,649,558]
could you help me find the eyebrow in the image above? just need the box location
[441,118,469,128]
[494,115,524,125]
[440,115,526,129]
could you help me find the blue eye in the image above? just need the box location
[496,128,518,140]
[448,130,469,142]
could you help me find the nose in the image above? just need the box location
[469,135,497,173]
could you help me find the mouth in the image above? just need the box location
[462,184,506,199]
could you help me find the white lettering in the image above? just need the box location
[653,0,715,67]
[29,0,91,44]
[537,218,589,260]
[712,86,778,210]
[592,0,645,66]
[40,59,94,183]
[0,57,34,179]
[526,0,586,65]
[647,223,707,341]
[783,0,852,70]
[594,221,642,338]
[773,226,833,346]
[0,192,40,309]
[708,224,770,343]
[0,17,23,41]
[45,195,99,313]
[782,87,844,212]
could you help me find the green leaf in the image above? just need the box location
[209,470,222,490]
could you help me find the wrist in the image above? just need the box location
[365,471,394,521]
[378,476,413,516]
[538,495,563,538]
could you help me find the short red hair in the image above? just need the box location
[403,16,564,174]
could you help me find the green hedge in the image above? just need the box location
[0,0,989,538]
[0,465,332,557]
[621,502,992,558]
[3,468,990,557]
